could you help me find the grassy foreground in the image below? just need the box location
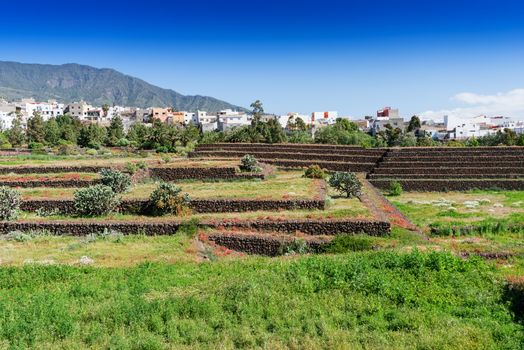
[0,250,522,349]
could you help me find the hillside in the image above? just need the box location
[0,61,246,112]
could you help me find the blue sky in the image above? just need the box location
[1,0,524,118]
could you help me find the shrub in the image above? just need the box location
[124,162,139,175]
[136,160,148,170]
[28,142,45,150]
[280,238,310,255]
[321,235,374,253]
[148,182,191,216]
[388,181,403,196]
[117,138,130,147]
[99,169,132,193]
[0,141,12,149]
[304,165,327,179]
[86,148,98,156]
[155,146,170,153]
[56,141,77,155]
[161,154,172,163]
[74,185,120,217]
[328,172,362,198]
[239,154,261,172]
[0,187,21,221]
[35,207,61,217]
[5,231,32,242]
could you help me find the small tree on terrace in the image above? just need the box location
[102,103,110,117]
[295,117,307,131]
[328,172,362,198]
[106,114,125,146]
[7,115,25,147]
[26,111,45,144]
[407,115,421,132]
[250,100,264,122]
[44,117,61,146]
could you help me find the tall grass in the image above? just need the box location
[0,251,521,349]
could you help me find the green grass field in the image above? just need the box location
[0,248,521,349]
[388,190,524,277]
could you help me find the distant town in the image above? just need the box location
[1,97,523,141]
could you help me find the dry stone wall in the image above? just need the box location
[0,218,390,236]
[21,198,326,215]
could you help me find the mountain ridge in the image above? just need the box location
[0,61,247,112]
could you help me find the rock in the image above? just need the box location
[79,256,94,265]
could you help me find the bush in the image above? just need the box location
[328,172,362,198]
[155,146,170,153]
[124,162,139,175]
[304,165,327,179]
[148,182,191,216]
[136,160,148,170]
[100,169,132,193]
[321,235,374,253]
[56,141,77,155]
[28,142,45,150]
[0,187,21,221]
[239,154,260,172]
[117,138,130,147]
[161,154,172,163]
[280,238,310,255]
[86,148,98,156]
[388,181,403,196]
[35,207,61,217]
[74,185,120,217]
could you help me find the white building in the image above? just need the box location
[0,111,16,130]
[184,112,197,125]
[371,107,404,135]
[196,111,218,132]
[217,109,249,131]
[19,99,64,121]
[443,114,523,140]
[281,112,312,129]
[66,101,93,119]
[311,111,338,128]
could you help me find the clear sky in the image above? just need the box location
[1,0,524,119]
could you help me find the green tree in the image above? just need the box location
[26,111,45,144]
[265,118,287,143]
[78,124,107,149]
[377,124,403,146]
[44,117,61,146]
[328,172,362,198]
[126,122,149,148]
[7,116,25,147]
[144,119,171,150]
[106,114,125,146]
[517,134,524,146]
[102,104,110,117]
[0,132,12,148]
[56,114,81,143]
[407,115,421,132]
[334,118,358,132]
[180,122,200,146]
[397,133,417,147]
[250,100,264,121]
[295,117,307,131]
[288,130,313,143]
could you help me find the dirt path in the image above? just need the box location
[360,177,427,239]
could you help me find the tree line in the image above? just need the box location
[1,101,523,152]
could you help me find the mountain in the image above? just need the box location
[0,61,247,112]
